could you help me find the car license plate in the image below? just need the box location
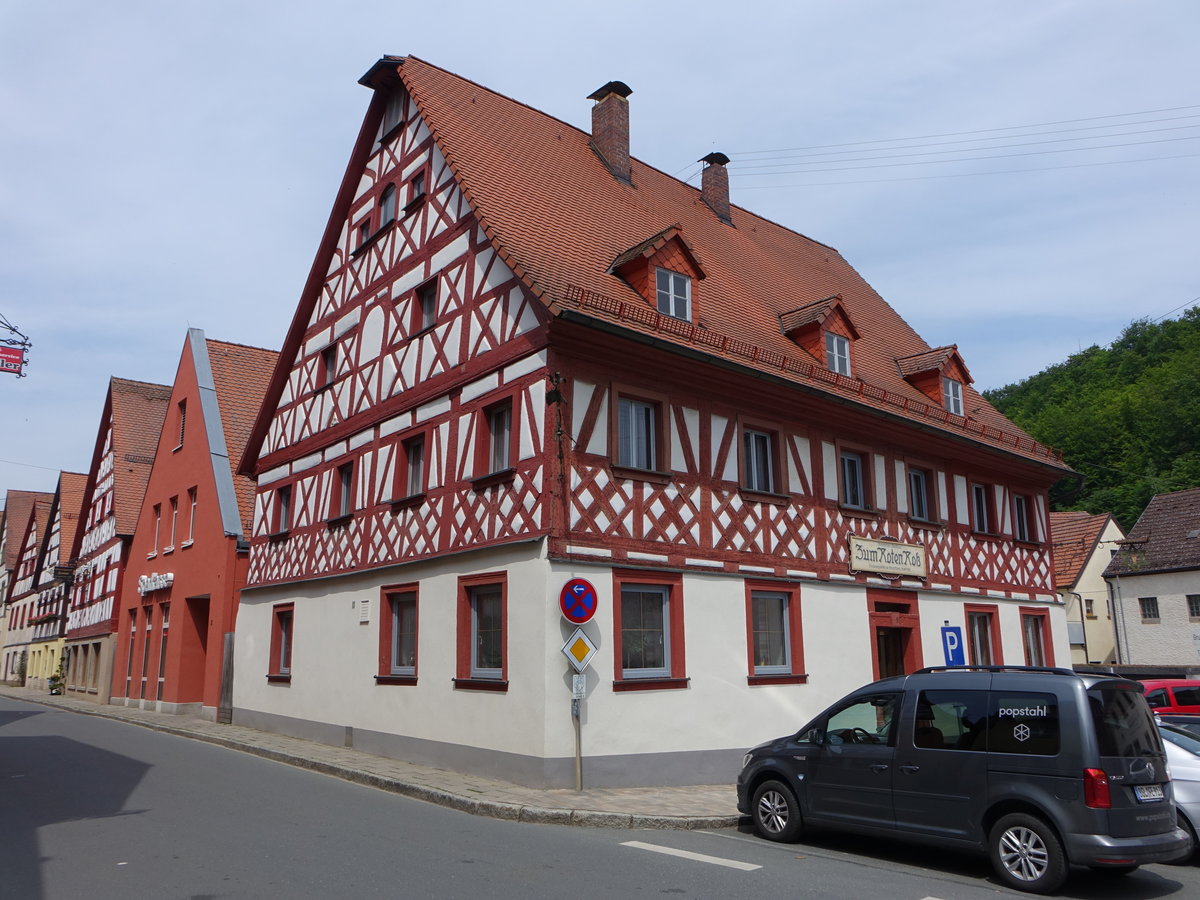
[1134,784,1164,802]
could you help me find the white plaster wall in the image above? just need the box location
[921,594,1069,669]
[1112,569,1200,665]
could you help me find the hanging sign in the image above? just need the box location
[0,346,25,376]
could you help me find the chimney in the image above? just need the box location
[587,81,633,185]
[700,152,732,225]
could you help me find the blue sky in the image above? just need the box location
[2,0,1197,498]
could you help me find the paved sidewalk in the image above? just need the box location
[0,686,741,830]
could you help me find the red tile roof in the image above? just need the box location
[108,377,173,535]
[56,471,88,564]
[1049,511,1114,589]
[3,490,53,571]
[205,340,279,532]
[1105,488,1200,577]
[394,57,1067,471]
[896,346,971,383]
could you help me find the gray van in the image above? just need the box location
[737,666,1190,893]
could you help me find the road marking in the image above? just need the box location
[620,840,762,871]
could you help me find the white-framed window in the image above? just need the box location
[167,496,178,550]
[743,428,777,493]
[908,467,932,521]
[186,487,197,544]
[750,590,791,675]
[273,605,294,675]
[943,376,964,416]
[1013,494,1033,542]
[470,584,504,679]
[825,332,851,376]
[620,584,670,678]
[617,396,658,471]
[839,449,868,509]
[655,268,691,321]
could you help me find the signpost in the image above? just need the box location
[559,578,600,790]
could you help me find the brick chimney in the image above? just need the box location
[587,81,633,185]
[700,152,732,225]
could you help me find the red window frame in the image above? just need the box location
[411,279,438,334]
[376,584,418,685]
[454,573,508,691]
[1019,606,1055,666]
[964,603,1003,666]
[268,603,294,683]
[836,441,874,511]
[970,481,998,535]
[611,384,669,478]
[391,430,429,506]
[739,419,783,497]
[471,390,520,487]
[744,580,806,684]
[612,569,687,691]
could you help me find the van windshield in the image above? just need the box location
[1088,685,1163,757]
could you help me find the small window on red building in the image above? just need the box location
[377,586,418,684]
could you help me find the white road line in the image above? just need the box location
[620,840,763,871]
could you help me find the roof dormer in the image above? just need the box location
[609,226,705,322]
[779,296,860,376]
[896,345,973,415]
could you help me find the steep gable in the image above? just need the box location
[1049,511,1113,590]
[1106,487,1200,576]
[2,490,53,573]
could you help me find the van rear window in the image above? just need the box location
[1088,685,1162,758]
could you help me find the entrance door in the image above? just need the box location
[876,627,907,679]
[868,588,922,680]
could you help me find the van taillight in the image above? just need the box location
[1084,768,1111,808]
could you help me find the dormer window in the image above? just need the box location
[826,333,851,376]
[655,268,691,321]
[943,377,964,416]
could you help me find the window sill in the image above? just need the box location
[375,674,418,686]
[452,677,508,693]
[471,468,515,491]
[839,505,879,519]
[970,530,1003,542]
[747,673,809,686]
[613,676,690,692]
[326,514,353,530]
[349,219,395,257]
[267,530,291,544]
[162,546,175,555]
[380,121,406,144]
[180,540,194,550]
[266,673,291,684]
[390,492,426,512]
[907,516,943,531]
[1141,618,1161,624]
[610,465,671,485]
[146,552,157,560]
[1013,539,1044,549]
[403,193,427,216]
[738,487,790,507]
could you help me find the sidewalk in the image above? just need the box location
[0,685,741,830]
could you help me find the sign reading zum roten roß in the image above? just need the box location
[849,535,927,578]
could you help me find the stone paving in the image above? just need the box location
[0,686,742,830]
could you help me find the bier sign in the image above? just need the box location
[0,346,25,376]
[849,535,927,578]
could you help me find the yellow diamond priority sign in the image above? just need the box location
[561,627,597,673]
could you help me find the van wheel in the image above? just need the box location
[989,813,1067,894]
[751,779,802,842]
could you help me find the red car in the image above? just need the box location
[1142,679,1200,714]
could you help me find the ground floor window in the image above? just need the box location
[965,604,1002,666]
[612,570,686,691]
[377,586,418,685]
[454,574,507,691]
[1020,607,1053,667]
[268,603,294,683]
[745,582,806,683]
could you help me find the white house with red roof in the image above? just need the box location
[64,377,171,702]
[2,491,53,683]
[1050,510,1124,665]
[235,57,1073,787]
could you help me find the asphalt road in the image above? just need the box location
[2,695,1198,899]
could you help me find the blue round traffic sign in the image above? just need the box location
[559,578,598,624]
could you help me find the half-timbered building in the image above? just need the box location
[2,493,52,684]
[2,489,53,681]
[236,57,1073,787]
[64,377,171,702]
[112,330,277,719]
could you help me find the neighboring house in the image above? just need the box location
[1105,487,1200,665]
[1,489,53,681]
[1050,510,1124,665]
[64,377,171,702]
[2,495,52,684]
[234,57,1073,788]
[23,472,88,690]
[112,331,277,719]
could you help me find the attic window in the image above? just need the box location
[380,184,397,227]
[656,268,691,321]
[943,377,964,416]
[826,333,851,377]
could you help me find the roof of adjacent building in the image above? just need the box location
[1105,487,1200,577]
[56,471,89,565]
[107,377,173,536]
[205,339,279,531]
[2,490,54,572]
[1049,510,1117,590]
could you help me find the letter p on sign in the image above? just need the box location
[942,626,965,666]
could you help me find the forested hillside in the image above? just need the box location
[985,306,1200,531]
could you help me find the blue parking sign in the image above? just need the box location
[942,626,965,666]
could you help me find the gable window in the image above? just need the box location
[273,485,292,535]
[943,377,964,416]
[409,171,426,205]
[487,402,512,474]
[907,467,934,522]
[616,395,660,472]
[329,462,354,522]
[166,496,178,551]
[746,584,806,683]
[319,345,337,390]
[377,587,418,684]
[742,427,778,494]
[655,268,691,321]
[1013,494,1033,542]
[454,574,507,690]
[379,184,397,228]
[151,504,161,557]
[826,332,851,376]
[381,92,405,135]
[414,280,437,332]
[268,603,294,682]
[839,449,870,510]
[176,400,187,448]
[185,487,197,546]
[1020,607,1053,666]
[1139,597,1160,621]
[402,434,425,498]
[356,218,371,248]
[966,604,1001,665]
[614,570,686,690]
[971,483,996,534]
